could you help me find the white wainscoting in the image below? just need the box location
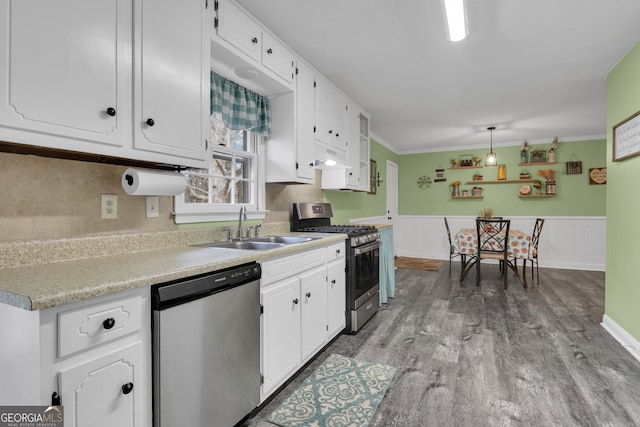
[353,215,606,271]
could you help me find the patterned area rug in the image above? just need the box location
[266,354,397,427]
[394,256,445,271]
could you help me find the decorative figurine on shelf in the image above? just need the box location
[520,140,530,163]
[462,189,469,197]
[549,137,558,163]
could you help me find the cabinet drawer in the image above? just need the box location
[327,242,345,262]
[57,294,144,358]
[261,248,325,286]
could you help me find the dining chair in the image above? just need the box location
[444,217,463,277]
[475,218,518,289]
[523,218,545,284]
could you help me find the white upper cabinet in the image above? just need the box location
[314,75,348,152]
[133,0,209,164]
[213,0,294,90]
[214,0,261,62]
[0,0,208,168]
[261,32,295,86]
[267,60,315,183]
[0,0,129,149]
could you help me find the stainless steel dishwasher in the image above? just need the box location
[152,262,261,427]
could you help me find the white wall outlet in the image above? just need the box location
[146,196,159,218]
[101,194,118,219]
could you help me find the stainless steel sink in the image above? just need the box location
[252,236,320,244]
[193,241,285,251]
[192,235,319,251]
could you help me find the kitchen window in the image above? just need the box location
[173,112,266,223]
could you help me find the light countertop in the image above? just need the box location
[0,231,346,311]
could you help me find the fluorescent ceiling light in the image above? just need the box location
[444,0,468,42]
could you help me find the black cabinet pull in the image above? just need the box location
[309,162,314,167]
[293,298,299,305]
[102,318,115,330]
[251,37,258,44]
[331,279,336,284]
[267,48,273,54]
[121,382,134,395]
[146,118,155,127]
[51,391,61,406]
[106,107,116,117]
[306,292,311,298]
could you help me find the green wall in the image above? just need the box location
[398,140,606,217]
[605,41,640,342]
[324,139,400,224]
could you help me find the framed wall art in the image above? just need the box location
[613,110,640,162]
[368,159,377,194]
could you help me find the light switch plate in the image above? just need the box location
[146,196,159,218]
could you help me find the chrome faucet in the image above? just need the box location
[237,206,247,240]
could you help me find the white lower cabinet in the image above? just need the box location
[0,287,151,427]
[260,241,346,401]
[59,341,143,427]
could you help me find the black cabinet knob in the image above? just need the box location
[121,382,134,395]
[251,37,258,44]
[267,48,273,54]
[306,292,311,298]
[328,130,332,134]
[106,107,116,117]
[102,318,115,330]
[336,249,341,254]
[331,279,336,284]
[309,162,314,167]
[293,298,299,305]
[146,118,155,127]
[335,133,339,137]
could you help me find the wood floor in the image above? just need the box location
[242,263,640,427]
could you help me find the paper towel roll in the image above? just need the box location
[121,168,187,196]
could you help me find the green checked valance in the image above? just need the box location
[210,72,270,137]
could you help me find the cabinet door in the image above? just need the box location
[261,32,295,85]
[300,266,328,362]
[327,260,346,337]
[261,278,301,398]
[296,61,316,181]
[0,0,128,149]
[331,89,348,151]
[59,341,143,427]
[215,0,261,63]
[346,99,361,187]
[133,0,208,166]
[314,75,333,146]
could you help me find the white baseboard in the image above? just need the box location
[601,314,640,363]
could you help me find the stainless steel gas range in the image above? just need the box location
[292,202,381,333]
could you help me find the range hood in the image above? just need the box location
[313,143,351,169]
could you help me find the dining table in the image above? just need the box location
[453,227,533,286]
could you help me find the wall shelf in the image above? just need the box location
[451,196,483,199]
[465,179,536,184]
[518,194,556,198]
[518,162,557,166]
[449,165,483,169]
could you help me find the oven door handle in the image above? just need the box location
[354,240,382,255]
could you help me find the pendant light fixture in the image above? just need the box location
[485,126,497,166]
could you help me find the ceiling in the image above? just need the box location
[236,0,640,154]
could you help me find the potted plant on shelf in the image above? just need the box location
[474,156,483,166]
[536,169,557,195]
[473,172,483,181]
[519,170,530,180]
[451,180,461,197]
[472,186,483,196]
[533,180,542,195]
[451,158,459,168]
